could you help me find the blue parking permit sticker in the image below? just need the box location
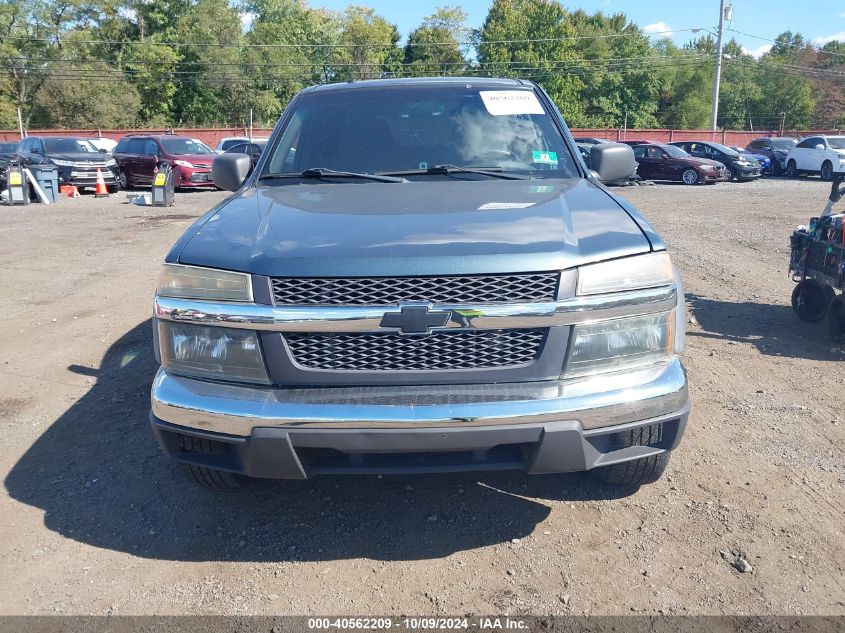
[532,150,558,165]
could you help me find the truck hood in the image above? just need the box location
[176,178,652,276]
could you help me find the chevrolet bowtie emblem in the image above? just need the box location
[379,305,452,335]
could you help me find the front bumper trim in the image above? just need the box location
[151,357,688,436]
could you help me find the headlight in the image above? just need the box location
[173,160,194,168]
[51,159,74,166]
[565,311,675,378]
[576,252,674,296]
[157,264,252,301]
[105,158,116,167]
[158,322,269,384]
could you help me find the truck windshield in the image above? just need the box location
[263,84,578,179]
[827,137,845,150]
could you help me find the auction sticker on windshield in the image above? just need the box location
[480,90,545,116]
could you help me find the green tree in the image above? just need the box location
[652,38,712,129]
[242,0,342,123]
[30,63,141,127]
[336,6,402,80]
[567,10,659,127]
[476,0,584,122]
[170,0,245,125]
[123,41,180,125]
[404,6,469,75]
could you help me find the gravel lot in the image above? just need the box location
[0,178,843,616]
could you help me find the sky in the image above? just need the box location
[308,0,845,56]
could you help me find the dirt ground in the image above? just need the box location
[0,178,842,617]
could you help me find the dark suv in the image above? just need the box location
[150,78,689,491]
[113,134,217,190]
[17,136,119,192]
[746,137,797,175]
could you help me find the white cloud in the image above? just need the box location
[643,21,672,35]
[742,44,772,58]
[813,31,845,45]
[240,11,256,28]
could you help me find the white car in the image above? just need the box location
[215,136,269,154]
[87,137,117,153]
[785,135,845,181]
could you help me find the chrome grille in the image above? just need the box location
[285,329,546,371]
[271,273,559,306]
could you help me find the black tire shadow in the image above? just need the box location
[687,294,843,361]
[5,320,633,563]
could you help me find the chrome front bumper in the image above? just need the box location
[149,359,689,478]
[151,357,688,436]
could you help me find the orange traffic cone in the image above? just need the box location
[94,169,109,198]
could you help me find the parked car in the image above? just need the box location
[573,137,610,145]
[87,137,117,153]
[670,141,761,181]
[113,134,217,190]
[633,143,728,185]
[729,146,772,175]
[224,140,267,165]
[745,137,797,175]
[784,135,845,181]
[215,136,269,154]
[16,136,119,193]
[150,77,689,490]
[618,139,653,147]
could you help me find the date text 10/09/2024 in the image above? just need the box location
[306,617,529,630]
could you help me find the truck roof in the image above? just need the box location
[301,77,531,94]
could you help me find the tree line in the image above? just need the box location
[1,0,843,131]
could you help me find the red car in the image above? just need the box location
[633,143,728,185]
[113,134,217,190]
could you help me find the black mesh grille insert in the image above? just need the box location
[285,330,546,371]
[271,273,559,306]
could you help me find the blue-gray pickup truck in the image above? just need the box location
[150,77,689,490]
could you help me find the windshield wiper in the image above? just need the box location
[259,168,405,183]
[380,164,530,180]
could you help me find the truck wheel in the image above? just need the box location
[820,160,834,181]
[791,280,833,323]
[178,434,247,491]
[591,423,670,487]
[828,295,845,343]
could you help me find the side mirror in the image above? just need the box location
[213,153,252,191]
[99,148,108,153]
[815,144,825,150]
[590,143,637,182]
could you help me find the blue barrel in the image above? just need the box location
[28,165,59,203]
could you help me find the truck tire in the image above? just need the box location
[791,280,833,322]
[828,295,845,343]
[591,423,670,487]
[178,434,247,490]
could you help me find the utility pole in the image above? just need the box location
[711,0,728,132]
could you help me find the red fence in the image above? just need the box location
[2,127,841,147]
